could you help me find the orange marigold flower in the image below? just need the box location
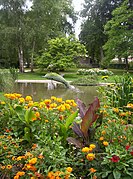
[99,137,104,141]
[1,165,5,170]
[101,130,106,135]
[38,154,44,159]
[16,171,25,176]
[28,157,37,165]
[66,167,72,173]
[93,175,97,179]
[14,175,19,179]
[103,141,108,146]
[86,153,95,161]
[32,144,37,150]
[89,168,96,173]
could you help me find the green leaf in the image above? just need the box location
[25,108,34,124]
[24,127,31,142]
[102,171,112,178]
[108,173,114,179]
[113,169,121,179]
[65,110,78,129]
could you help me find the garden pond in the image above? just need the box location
[14,83,98,105]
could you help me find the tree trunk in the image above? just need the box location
[30,40,35,72]
[18,45,24,73]
[125,57,129,71]
[100,47,104,62]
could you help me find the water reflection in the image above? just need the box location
[14,83,98,106]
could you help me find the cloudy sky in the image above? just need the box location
[72,0,84,37]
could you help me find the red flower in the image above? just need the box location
[110,155,120,163]
[125,145,130,150]
[130,150,133,156]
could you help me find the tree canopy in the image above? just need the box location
[103,0,133,68]
[79,0,124,64]
[0,0,76,72]
[36,36,87,72]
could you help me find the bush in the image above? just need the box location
[0,69,16,92]
[77,68,113,76]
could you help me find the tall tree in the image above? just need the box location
[26,0,76,72]
[0,0,76,72]
[103,0,133,69]
[79,0,124,64]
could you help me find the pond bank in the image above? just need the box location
[15,80,112,86]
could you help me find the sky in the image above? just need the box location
[72,0,84,38]
[26,0,84,38]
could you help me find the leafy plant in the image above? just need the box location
[67,97,102,148]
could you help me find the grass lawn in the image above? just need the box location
[18,68,133,84]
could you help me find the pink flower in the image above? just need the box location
[110,155,120,163]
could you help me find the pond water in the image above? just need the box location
[14,83,98,106]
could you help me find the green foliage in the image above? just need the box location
[99,73,133,108]
[80,0,123,63]
[103,0,133,65]
[36,36,87,72]
[0,69,15,92]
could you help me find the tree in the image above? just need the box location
[0,0,27,72]
[36,36,87,72]
[103,0,133,69]
[79,0,124,64]
[0,0,77,72]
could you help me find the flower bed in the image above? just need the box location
[0,76,133,179]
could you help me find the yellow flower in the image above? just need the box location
[28,101,34,107]
[6,165,12,169]
[89,168,96,173]
[66,167,73,173]
[19,97,25,103]
[101,130,106,135]
[28,157,37,165]
[89,144,96,149]
[50,103,57,108]
[45,120,49,123]
[113,108,119,113]
[99,137,104,141]
[82,147,90,153]
[35,112,40,118]
[86,153,95,161]
[25,96,32,101]
[56,98,63,103]
[101,76,108,80]
[0,101,5,105]
[44,99,51,105]
[64,103,71,110]
[51,96,57,100]
[103,141,108,146]
[57,105,66,112]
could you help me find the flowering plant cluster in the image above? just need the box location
[0,81,133,179]
[77,68,113,76]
